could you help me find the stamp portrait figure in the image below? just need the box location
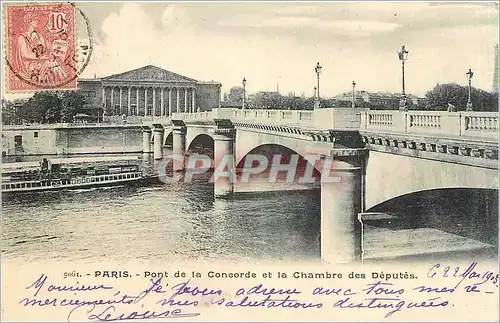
[6,4,77,91]
[15,11,68,84]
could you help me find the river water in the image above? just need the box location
[1,152,497,264]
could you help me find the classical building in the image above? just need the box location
[78,65,222,117]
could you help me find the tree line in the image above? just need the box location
[422,83,498,112]
[223,83,498,112]
[2,91,87,125]
[2,83,498,125]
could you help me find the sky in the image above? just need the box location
[4,1,500,99]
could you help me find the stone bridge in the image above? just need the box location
[139,107,498,263]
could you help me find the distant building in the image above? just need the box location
[77,65,222,117]
[408,94,427,107]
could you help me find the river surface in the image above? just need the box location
[1,152,497,264]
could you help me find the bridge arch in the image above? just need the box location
[366,187,498,245]
[164,131,173,147]
[185,126,214,153]
[186,134,214,156]
[234,144,323,189]
[235,129,329,169]
[365,150,499,209]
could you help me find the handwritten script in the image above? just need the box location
[18,261,498,322]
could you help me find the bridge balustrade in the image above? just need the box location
[462,112,498,134]
[361,110,498,141]
[181,111,212,120]
[230,109,315,127]
[170,108,497,141]
[407,111,448,135]
[171,111,218,122]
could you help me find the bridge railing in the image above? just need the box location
[361,110,499,141]
[171,108,498,141]
[231,109,314,127]
[172,111,213,121]
[461,112,499,138]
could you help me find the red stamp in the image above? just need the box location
[5,3,81,92]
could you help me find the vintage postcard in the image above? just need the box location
[1,1,498,322]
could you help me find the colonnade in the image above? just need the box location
[141,122,368,264]
[102,85,196,116]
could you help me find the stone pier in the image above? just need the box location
[171,120,186,172]
[142,127,152,153]
[152,124,164,160]
[213,119,236,197]
[320,132,368,263]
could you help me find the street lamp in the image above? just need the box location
[313,86,319,109]
[242,77,247,109]
[397,45,409,111]
[466,68,474,111]
[315,62,322,107]
[352,80,356,108]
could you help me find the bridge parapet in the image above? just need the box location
[462,112,499,137]
[361,110,498,141]
[230,108,363,130]
[172,111,213,122]
[172,108,498,142]
[231,109,314,127]
[172,108,235,124]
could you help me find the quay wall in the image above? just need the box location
[2,128,58,155]
[2,124,143,156]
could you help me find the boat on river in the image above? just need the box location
[1,156,148,193]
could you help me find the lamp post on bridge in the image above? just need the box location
[313,86,318,110]
[352,80,356,108]
[466,68,474,111]
[397,45,409,111]
[242,77,247,110]
[315,62,322,109]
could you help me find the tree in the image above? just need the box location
[424,83,468,111]
[279,93,304,110]
[20,92,60,123]
[248,91,281,109]
[471,88,499,112]
[424,83,498,111]
[335,100,352,108]
[226,87,244,105]
[60,91,85,122]
[300,96,315,110]
[2,99,26,125]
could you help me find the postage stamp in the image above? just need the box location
[5,3,80,92]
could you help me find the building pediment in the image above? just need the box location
[103,65,198,83]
